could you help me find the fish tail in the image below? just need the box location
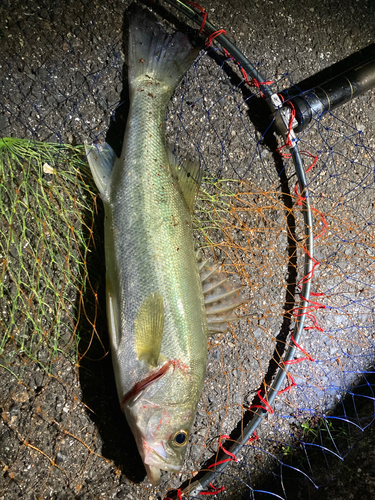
[127,5,200,97]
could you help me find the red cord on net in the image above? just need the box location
[206,29,227,47]
[275,96,319,176]
[302,313,325,332]
[293,151,318,205]
[208,458,233,469]
[186,1,274,99]
[296,285,325,307]
[298,295,326,312]
[277,373,296,395]
[276,305,316,395]
[292,146,326,329]
[165,482,225,499]
[294,184,327,241]
[199,483,226,496]
[185,1,207,32]
[218,435,238,462]
[294,182,306,206]
[273,88,325,401]
[248,430,259,443]
[164,491,183,500]
[207,435,237,470]
[249,389,274,414]
[289,334,315,362]
[298,287,324,297]
[238,67,274,97]
[201,435,239,495]
[292,294,326,340]
[222,47,234,60]
[291,150,319,178]
[294,277,326,336]
[203,431,259,491]
[297,248,320,284]
[301,150,318,173]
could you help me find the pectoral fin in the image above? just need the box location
[134,292,165,368]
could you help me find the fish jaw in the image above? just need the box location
[144,457,185,486]
[144,465,161,487]
[142,426,185,472]
[143,438,183,485]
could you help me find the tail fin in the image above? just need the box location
[127,5,200,96]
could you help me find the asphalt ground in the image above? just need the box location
[0,1,375,499]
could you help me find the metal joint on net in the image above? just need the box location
[270,93,298,144]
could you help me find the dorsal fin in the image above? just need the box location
[198,258,246,335]
[168,149,202,213]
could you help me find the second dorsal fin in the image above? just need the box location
[198,254,245,335]
[168,149,202,213]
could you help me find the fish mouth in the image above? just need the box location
[143,444,182,485]
[144,446,182,471]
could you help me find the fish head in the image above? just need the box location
[123,366,197,485]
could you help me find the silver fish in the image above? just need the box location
[85,5,242,485]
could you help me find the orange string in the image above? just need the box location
[311,206,327,239]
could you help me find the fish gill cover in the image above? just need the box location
[0,0,375,499]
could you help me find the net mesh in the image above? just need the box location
[1,1,375,499]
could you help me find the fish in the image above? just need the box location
[85,4,243,486]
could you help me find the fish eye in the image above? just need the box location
[172,430,188,447]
